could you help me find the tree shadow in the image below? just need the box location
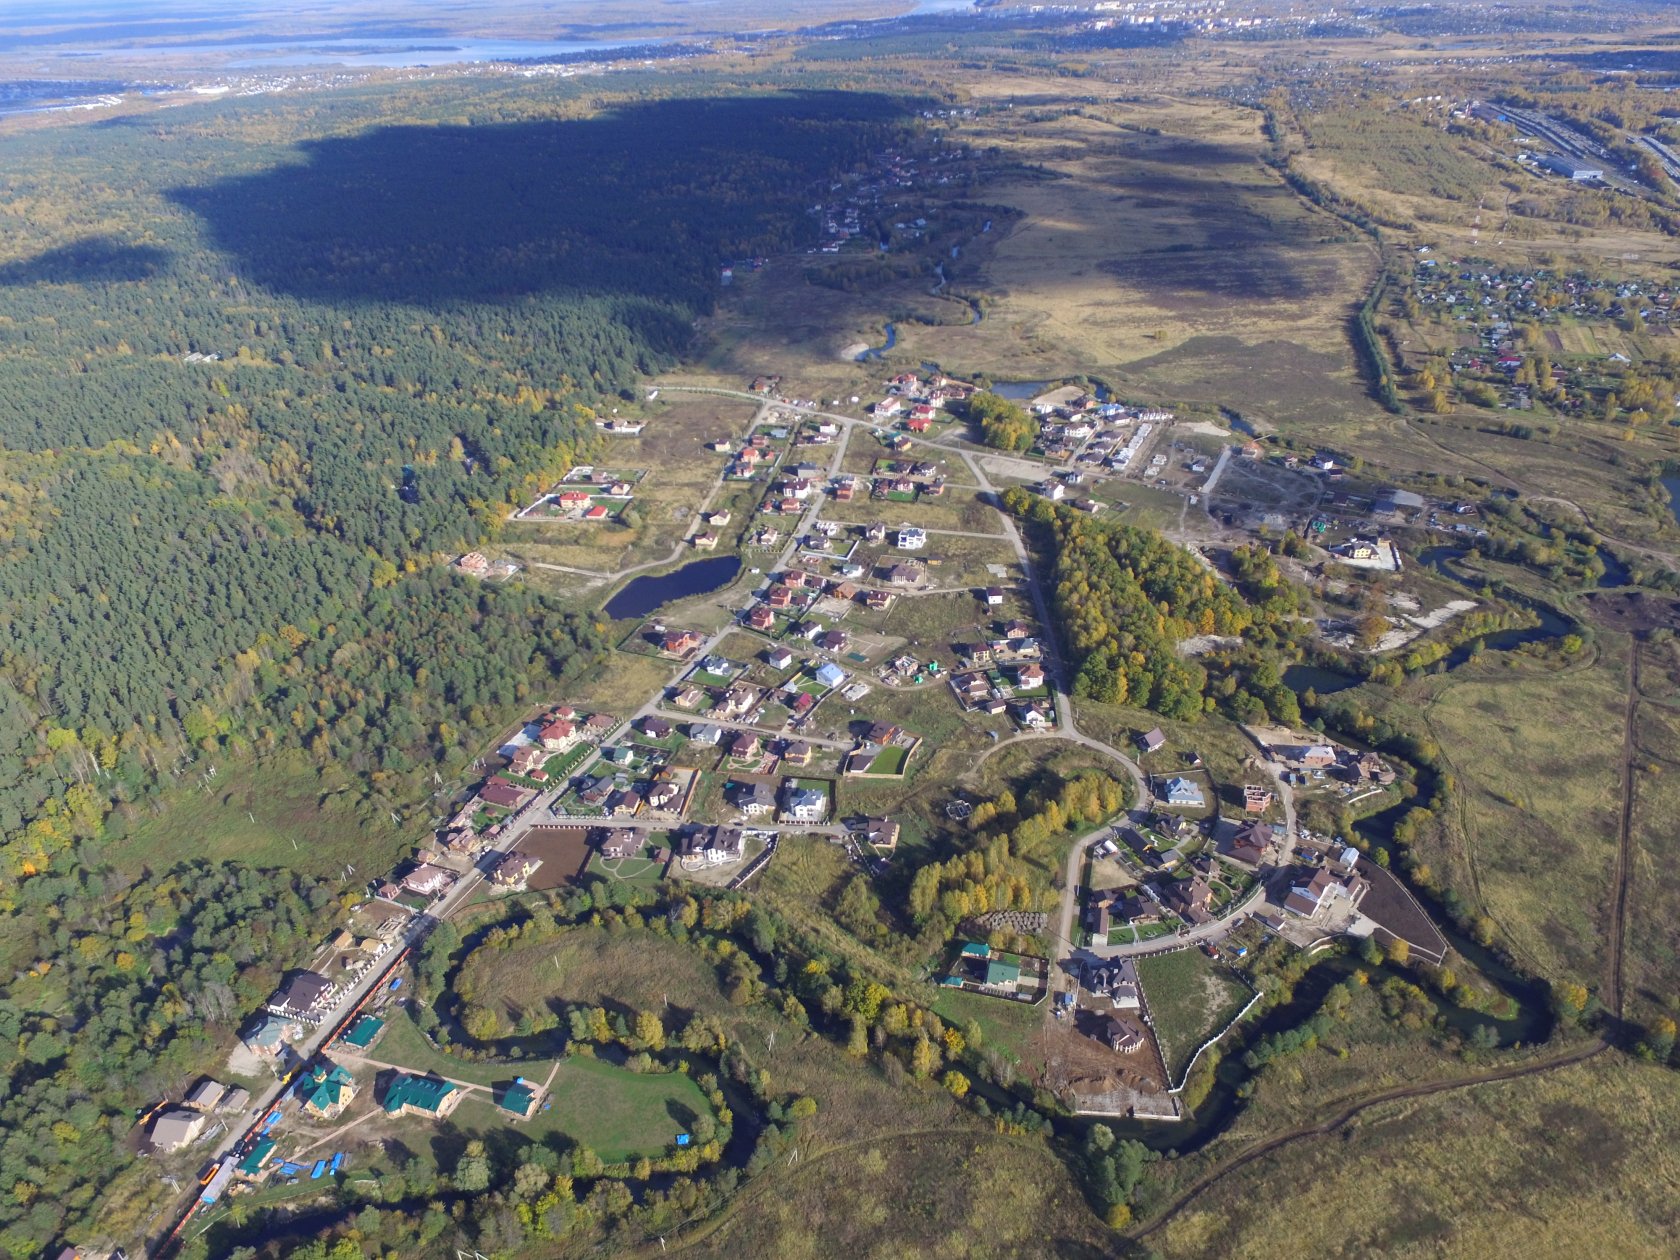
[167,91,926,310]
[0,236,168,286]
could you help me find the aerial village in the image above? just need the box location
[139,134,1545,1228]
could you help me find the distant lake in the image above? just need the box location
[603,556,742,621]
[63,36,648,69]
[1663,474,1680,527]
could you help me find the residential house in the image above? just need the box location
[862,817,900,850]
[1243,784,1275,814]
[1003,620,1033,640]
[509,745,548,778]
[689,723,723,747]
[242,1014,300,1058]
[576,775,614,807]
[646,779,683,813]
[598,828,641,860]
[729,731,763,761]
[884,562,925,587]
[606,788,643,818]
[539,718,579,751]
[1162,777,1205,808]
[782,740,813,767]
[747,605,777,631]
[1138,727,1167,754]
[894,527,927,550]
[692,531,720,550]
[585,712,617,736]
[383,1074,463,1120]
[491,855,540,889]
[984,587,1006,606]
[300,1062,358,1120]
[1284,866,1370,918]
[817,630,849,653]
[766,645,795,670]
[844,745,881,776]
[661,629,703,656]
[766,584,795,610]
[498,1078,543,1120]
[401,863,455,898]
[780,784,827,823]
[831,580,860,601]
[710,509,733,526]
[478,778,533,812]
[678,825,747,865]
[814,661,846,688]
[185,1079,226,1113]
[864,589,894,611]
[641,716,673,739]
[150,1109,206,1152]
[672,685,705,710]
[1095,1016,1144,1055]
[455,552,490,577]
[1224,821,1275,865]
[267,971,335,1024]
[1016,662,1046,688]
[1292,744,1339,768]
[1164,876,1215,925]
[734,780,776,817]
[1014,701,1054,730]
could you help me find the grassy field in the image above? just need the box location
[1136,949,1252,1080]
[450,1055,714,1163]
[672,1128,1109,1260]
[1417,655,1627,986]
[930,986,1044,1064]
[461,924,730,1026]
[117,751,411,885]
[1148,1057,1680,1260]
[371,1006,538,1088]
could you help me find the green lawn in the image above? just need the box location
[371,1008,544,1088]
[537,1055,714,1161]
[867,746,909,775]
[931,987,1044,1065]
[1135,947,1252,1079]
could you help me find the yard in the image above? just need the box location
[1135,948,1252,1081]
[452,1055,715,1164]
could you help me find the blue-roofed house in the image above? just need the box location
[1162,777,1205,808]
[814,662,846,688]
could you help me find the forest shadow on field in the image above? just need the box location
[0,235,169,286]
[168,91,926,310]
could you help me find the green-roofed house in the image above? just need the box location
[983,960,1021,991]
[235,1137,278,1181]
[497,1077,543,1120]
[959,942,991,961]
[383,1073,463,1120]
[340,1014,385,1050]
[300,1061,358,1120]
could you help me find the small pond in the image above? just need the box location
[1663,474,1680,527]
[991,378,1058,400]
[603,556,742,621]
[1282,663,1358,695]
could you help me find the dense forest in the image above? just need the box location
[0,83,917,869]
[0,78,923,1255]
[1004,489,1263,716]
[0,863,339,1253]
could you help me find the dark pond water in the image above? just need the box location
[1663,474,1680,527]
[992,378,1057,400]
[603,556,742,621]
[1283,663,1358,695]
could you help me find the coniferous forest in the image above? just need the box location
[0,77,918,1253]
